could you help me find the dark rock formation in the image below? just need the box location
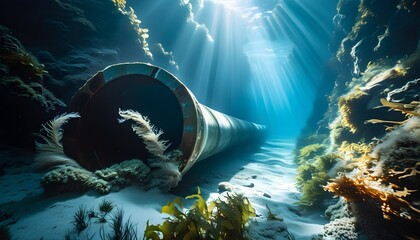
[0,26,65,148]
[0,0,145,149]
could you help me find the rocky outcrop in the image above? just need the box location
[0,26,66,148]
[296,0,420,239]
[298,0,420,149]
[0,0,144,149]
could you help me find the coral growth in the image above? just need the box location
[296,0,420,238]
[144,187,256,240]
[323,217,358,240]
[337,89,367,134]
[38,108,180,195]
[325,102,420,238]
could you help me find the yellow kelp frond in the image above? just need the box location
[380,98,420,117]
[144,188,256,239]
[365,99,420,131]
[364,119,406,125]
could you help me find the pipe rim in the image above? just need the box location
[68,62,203,172]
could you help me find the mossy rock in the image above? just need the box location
[41,165,111,195]
[41,159,151,195]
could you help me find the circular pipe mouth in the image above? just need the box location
[63,63,201,172]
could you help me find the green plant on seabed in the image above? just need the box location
[295,153,340,208]
[144,187,256,240]
[97,199,115,223]
[99,209,138,240]
[67,202,138,240]
[266,205,283,221]
[99,199,115,214]
[73,205,89,234]
[295,144,326,165]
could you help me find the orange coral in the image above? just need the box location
[325,173,419,222]
[336,142,377,172]
[326,114,420,224]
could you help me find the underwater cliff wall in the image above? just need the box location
[295,0,420,238]
[297,0,420,148]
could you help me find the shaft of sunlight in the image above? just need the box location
[131,0,334,139]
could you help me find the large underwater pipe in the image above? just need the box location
[63,62,266,174]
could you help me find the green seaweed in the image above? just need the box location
[296,153,340,208]
[73,205,88,235]
[298,171,331,207]
[143,187,256,240]
[266,205,283,222]
[296,164,317,186]
[295,144,326,165]
[100,209,138,240]
[99,199,114,215]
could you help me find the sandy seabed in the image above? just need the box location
[1,139,327,240]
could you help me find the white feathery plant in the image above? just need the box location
[118,109,182,190]
[34,112,81,170]
[118,109,170,159]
